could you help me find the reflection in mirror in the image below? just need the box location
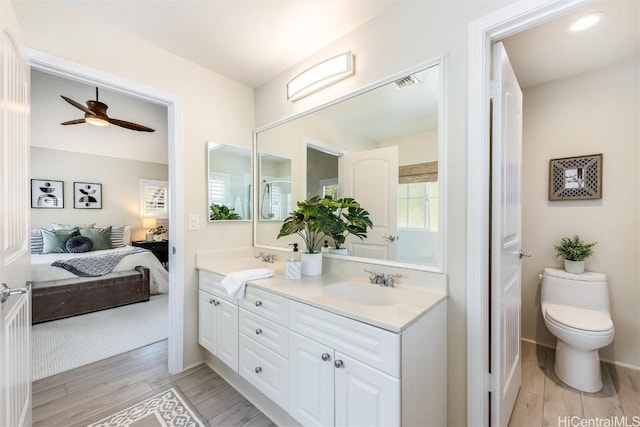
[255,60,443,270]
[207,143,252,221]
[259,153,292,221]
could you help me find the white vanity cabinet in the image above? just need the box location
[288,301,400,427]
[198,272,239,373]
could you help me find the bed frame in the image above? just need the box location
[31,266,150,324]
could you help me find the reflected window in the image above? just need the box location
[398,181,438,231]
[209,172,230,205]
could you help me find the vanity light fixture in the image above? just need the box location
[569,12,604,32]
[287,51,354,102]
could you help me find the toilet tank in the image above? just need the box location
[541,268,611,313]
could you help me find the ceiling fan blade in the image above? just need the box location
[61,118,86,125]
[60,95,97,116]
[108,118,155,132]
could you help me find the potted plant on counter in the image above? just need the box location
[277,196,340,276]
[554,235,597,274]
[326,197,373,255]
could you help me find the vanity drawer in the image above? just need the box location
[289,300,400,377]
[240,308,288,357]
[199,271,237,304]
[240,286,288,326]
[239,334,288,409]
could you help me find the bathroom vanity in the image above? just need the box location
[197,251,447,426]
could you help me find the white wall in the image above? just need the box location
[254,2,512,425]
[14,2,255,369]
[31,147,168,240]
[521,58,639,368]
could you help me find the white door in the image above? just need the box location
[215,299,238,372]
[334,352,400,427]
[0,2,31,426]
[491,42,523,427]
[288,332,334,426]
[340,147,398,260]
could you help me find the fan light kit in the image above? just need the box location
[60,87,155,132]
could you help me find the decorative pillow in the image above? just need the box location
[30,229,45,254]
[65,235,93,253]
[41,227,80,254]
[80,226,113,251]
[110,225,127,248]
[51,222,96,231]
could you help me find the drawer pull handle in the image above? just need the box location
[334,359,344,368]
[213,300,220,306]
[255,328,263,335]
[255,366,262,374]
[255,301,263,307]
[321,353,331,362]
[209,298,215,304]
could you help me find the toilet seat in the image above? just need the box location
[545,304,613,334]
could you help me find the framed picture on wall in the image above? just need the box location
[31,179,64,208]
[549,154,603,201]
[74,182,102,209]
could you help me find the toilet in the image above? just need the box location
[541,268,615,392]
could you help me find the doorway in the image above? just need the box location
[27,49,185,374]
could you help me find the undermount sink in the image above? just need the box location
[323,282,401,306]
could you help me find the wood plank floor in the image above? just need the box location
[509,340,640,427]
[32,340,276,427]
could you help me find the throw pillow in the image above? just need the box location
[65,235,93,253]
[110,225,128,247]
[51,222,96,230]
[80,226,113,251]
[41,227,80,254]
[30,229,45,254]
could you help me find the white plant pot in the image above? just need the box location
[564,259,585,274]
[301,252,323,276]
[329,248,348,255]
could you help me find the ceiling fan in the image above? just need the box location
[60,87,155,132]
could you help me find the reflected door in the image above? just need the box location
[341,147,398,260]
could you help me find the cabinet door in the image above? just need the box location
[289,332,334,427]
[216,298,239,372]
[198,290,217,355]
[334,352,400,427]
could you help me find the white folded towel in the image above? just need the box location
[221,268,273,299]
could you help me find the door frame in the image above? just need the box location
[466,0,597,424]
[25,49,185,374]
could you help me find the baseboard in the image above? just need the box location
[521,338,640,372]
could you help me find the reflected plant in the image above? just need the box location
[210,203,242,221]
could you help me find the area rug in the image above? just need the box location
[32,294,168,381]
[88,387,206,427]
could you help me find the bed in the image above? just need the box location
[30,225,169,323]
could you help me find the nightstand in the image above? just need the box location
[132,240,169,268]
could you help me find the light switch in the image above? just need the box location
[188,214,199,230]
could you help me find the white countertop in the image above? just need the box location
[196,251,446,333]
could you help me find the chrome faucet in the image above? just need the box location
[255,252,277,263]
[364,269,402,287]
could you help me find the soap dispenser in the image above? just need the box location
[321,240,330,253]
[286,243,301,280]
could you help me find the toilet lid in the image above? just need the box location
[545,304,613,332]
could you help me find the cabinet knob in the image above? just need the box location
[321,353,331,362]
[255,300,263,307]
[255,366,262,374]
[255,328,263,335]
[334,359,344,368]
[209,298,215,305]
[213,300,220,306]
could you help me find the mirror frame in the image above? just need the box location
[253,55,447,273]
[206,141,253,222]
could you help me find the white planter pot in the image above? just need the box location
[329,248,348,255]
[301,252,323,276]
[564,259,585,274]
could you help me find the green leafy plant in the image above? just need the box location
[325,197,373,249]
[277,196,340,254]
[554,235,597,261]
[209,203,242,221]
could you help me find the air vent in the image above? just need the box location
[395,75,420,89]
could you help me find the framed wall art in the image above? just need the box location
[31,179,64,208]
[549,154,602,201]
[74,182,102,209]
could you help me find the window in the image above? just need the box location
[140,179,168,219]
[398,182,439,231]
[209,172,230,205]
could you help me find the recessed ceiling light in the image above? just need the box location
[569,12,604,32]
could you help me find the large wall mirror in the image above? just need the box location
[207,142,252,221]
[255,58,445,271]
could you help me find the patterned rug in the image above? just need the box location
[88,387,206,427]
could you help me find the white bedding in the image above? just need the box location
[31,245,169,294]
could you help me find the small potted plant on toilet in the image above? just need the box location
[554,235,597,274]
